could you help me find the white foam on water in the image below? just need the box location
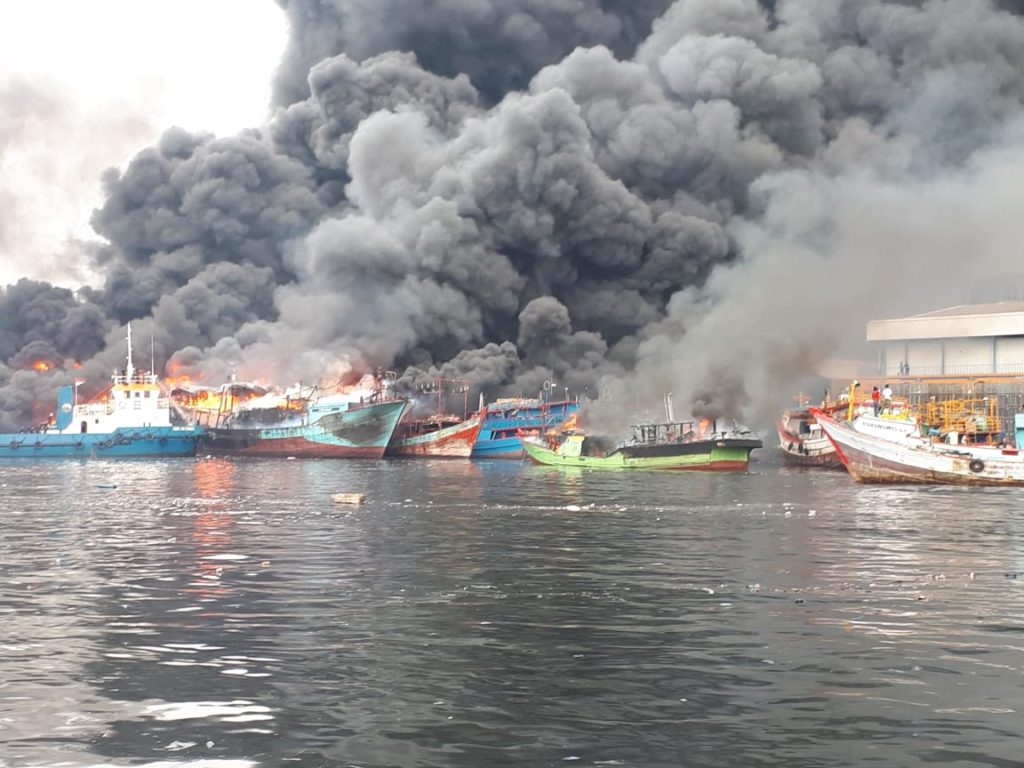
[144,700,273,722]
[76,762,256,768]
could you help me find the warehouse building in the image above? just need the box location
[867,302,1024,377]
[862,302,1024,440]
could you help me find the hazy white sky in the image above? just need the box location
[0,0,287,287]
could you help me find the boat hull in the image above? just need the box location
[812,408,1024,485]
[471,436,532,460]
[524,438,760,471]
[200,400,406,458]
[387,413,483,458]
[776,419,842,467]
[471,400,580,459]
[0,426,201,459]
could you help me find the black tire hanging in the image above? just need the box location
[969,459,985,473]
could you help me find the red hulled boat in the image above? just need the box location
[386,409,485,458]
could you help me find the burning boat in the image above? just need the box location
[524,420,762,471]
[471,397,580,459]
[386,378,484,458]
[197,376,407,459]
[387,410,485,458]
[0,325,201,459]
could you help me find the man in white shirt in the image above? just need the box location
[881,383,893,413]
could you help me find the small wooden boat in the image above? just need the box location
[472,398,579,459]
[386,409,485,458]
[778,386,916,468]
[812,408,1024,485]
[777,407,842,467]
[523,421,762,471]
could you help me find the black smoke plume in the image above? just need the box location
[4,0,1024,433]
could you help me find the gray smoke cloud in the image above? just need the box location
[4,0,1024,435]
[272,0,674,106]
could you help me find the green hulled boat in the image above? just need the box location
[523,421,762,471]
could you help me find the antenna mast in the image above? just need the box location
[125,323,135,380]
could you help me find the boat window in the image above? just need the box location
[144,391,151,398]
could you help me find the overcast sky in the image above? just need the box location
[0,0,286,287]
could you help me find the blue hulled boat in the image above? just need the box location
[0,327,201,459]
[471,398,580,459]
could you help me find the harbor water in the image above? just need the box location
[1,457,1023,767]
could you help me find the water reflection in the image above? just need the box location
[1,459,1023,766]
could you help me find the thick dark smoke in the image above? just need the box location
[272,0,674,106]
[4,0,1024,433]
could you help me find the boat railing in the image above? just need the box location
[112,372,159,386]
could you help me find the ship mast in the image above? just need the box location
[125,323,135,380]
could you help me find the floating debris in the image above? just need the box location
[96,483,117,489]
[332,493,366,505]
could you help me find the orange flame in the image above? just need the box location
[562,413,579,431]
[31,360,52,372]
[172,386,264,415]
[165,374,193,389]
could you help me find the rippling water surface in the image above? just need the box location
[2,455,1023,767]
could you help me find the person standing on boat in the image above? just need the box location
[871,386,880,416]
[881,383,893,413]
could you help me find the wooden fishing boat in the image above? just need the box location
[386,409,485,458]
[472,398,579,459]
[777,407,842,467]
[523,421,761,471]
[778,386,917,468]
[811,408,1024,485]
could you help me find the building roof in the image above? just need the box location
[867,302,1024,342]
[914,302,1024,318]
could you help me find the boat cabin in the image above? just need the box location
[632,421,705,445]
